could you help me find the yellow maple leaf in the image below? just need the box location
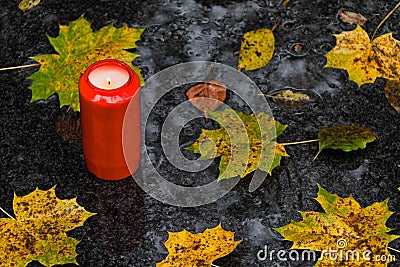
[0,187,95,267]
[156,223,241,266]
[238,28,275,71]
[275,185,398,266]
[270,89,311,109]
[325,25,400,86]
[18,0,41,12]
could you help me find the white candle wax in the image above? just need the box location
[88,65,130,90]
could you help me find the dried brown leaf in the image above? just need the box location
[186,81,227,117]
[339,9,368,26]
[55,115,82,144]
[384,80,400,112]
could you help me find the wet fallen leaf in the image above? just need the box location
[275,185,398,266]
[238,28,275,71]
[0,187,95,266]
[315,125,376,159]
[28,16,144,111]
[55,115,81,144]
[325,25,400,86]
[384,80,400,112]
[281,0,291,7]
[293,44,303,51]
[156,223,241,267]
[339,9,368,26]
[18,0,41,12]
[186,81,227,118]
[186,109,288,180]
[269,90,311,109]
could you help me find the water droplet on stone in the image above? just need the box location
[168,23,178,31]
[201,17,209,24]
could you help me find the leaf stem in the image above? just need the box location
[313,150,322,161]
[0,206,15,220]
[0,63,39,72]
[280,139,319,146]
[259,93,277,98]
[271,20,281,32]
[371,1,400,40]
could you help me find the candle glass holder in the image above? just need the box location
[79,59,141,180]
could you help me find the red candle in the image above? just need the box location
[79,59,141,180]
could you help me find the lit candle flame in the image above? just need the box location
[106,77,111,86]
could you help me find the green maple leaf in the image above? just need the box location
[0,187,95,266]
[28,16,144,111]
[314,125,376,159]
[275,185,398,266]
[186,109,288,180]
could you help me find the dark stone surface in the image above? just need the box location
[1,0,400,266]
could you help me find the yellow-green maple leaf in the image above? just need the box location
[325,25,400,86]
[314,124,377,160]
[275,185,398,266]
[186,109,288,180]
[156,223,241,266]
[28,16,144,111]
[0,187,95,267]
[238,28,275,71]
